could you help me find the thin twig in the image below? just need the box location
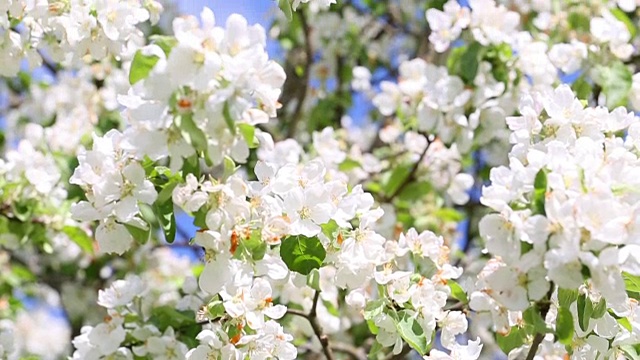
[525,333,545,360]
[524,286,555,360]
[287,290,335,360]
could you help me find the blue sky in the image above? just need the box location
[179,0,274,26]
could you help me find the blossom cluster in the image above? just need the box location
[120,8,286,170]
[472,84,640,357]
[0,0,164,76]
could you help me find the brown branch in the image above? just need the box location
[524,286,555,360]
[525,333,545,360]
[330,342,367,360]
[287,290,335,360]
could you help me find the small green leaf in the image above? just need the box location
[62,226,94,255]
[177,114,208,153]
[383,163,412,197]
[124,222,150,245]
[320,220,339,241]
[568,12,590,32]
[238,123,256,148]
[223,156,237,179]
[149,306,196,331]
[558,288,579,308]
[129,50,159,84]
[595,61,632,109]
[364,299,385,320]
[611,8,637,38]
[460,42,483,84]
[280,235,326,275]
[223,102,237,135]
[207,299,226,320]
[307,268,321,291]
[338,158,361,172]
[236,229,267,261]
[155,201,176,243]
[577,294,593,332]
[448,280,468,303]
[397,181,431,202]
[278,0,293,21]
[496,327,525,355]
[617,316,633,332]
[623,272,640,292]
[149,35,178,56]
[367,340,384,360]
[591,297,607,319]
[523,307,549,334]
[532,169,547,215]
[433,208,465,222]
[395,310,429,355]
[620,345,640,360]
[556,306,574,345]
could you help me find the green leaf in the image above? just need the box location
[496,326,525,355]
[460,42,483,84]
[448,281,468,303]
[155,201,176,243]
[124,222,150,245]
[236,229,267,261]
[280,235,326,275]
[611,8,637,38]
[433,208,465,222]
[238,123,257,148]
[532,169,547,215]
[556,306,574,345]
[623,272,640,292]
[397,181,431,202]
[193,208,207,228]
[364,299,385,320]
[323,299,340,317]
[223,156,238,179]
[320,220,339,241]
[620,345,640,360]
[62,226,94,255]
[577,294,593,332]
[568,12,590,32]
[207,299,226,320]
[595,61,632,109]
[338,158,361,172]
[307,268,321,291]
[558,288,579,308]
[617,316,633,332]
[129,50,159,85]
[591,297,607,319]
[177,114,208,153]
[223,102,237,135]
[149,35,178,56]
[395,311,429,355]
[149,306,196,331]
[278,0,293,21]
[383,163,412,197]
[523,307,549,334]
[367,340,384,360]
[572,76,592,100]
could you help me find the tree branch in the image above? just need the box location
[524,286,555,360]
[287,290,335,360]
